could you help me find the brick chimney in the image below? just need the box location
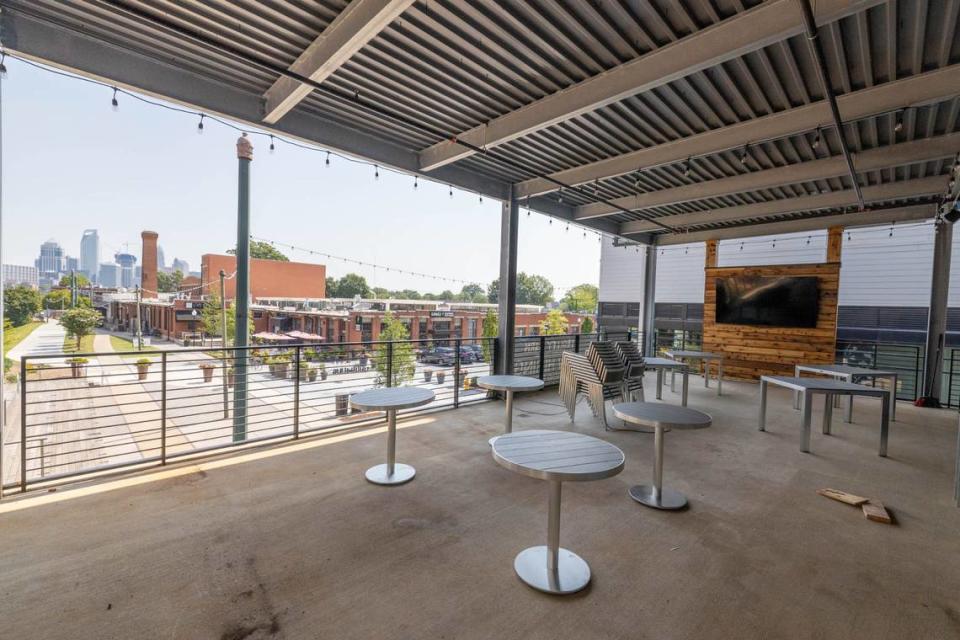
[141,230,159,298]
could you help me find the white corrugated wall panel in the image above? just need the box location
[718,230,828,266]
[839,222,935,306]
[655,242,705,303]
[599,236,645,302]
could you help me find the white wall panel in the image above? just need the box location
[718,230,827,266]
[655,242,705,303]
[839,223,934,307]
[599,236,645,302]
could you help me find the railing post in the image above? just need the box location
[161,352,167,464]
[20,356,27,492]
[538,335,546,380]
[574,333,580,354]
[453,339,460,408]
[492,337,499,374]
[386,341,394,388]
[293,346,301,439]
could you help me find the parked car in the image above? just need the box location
[458,346,476,364]
[464,344,485,361]
[421,347,456,366]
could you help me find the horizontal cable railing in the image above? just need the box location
[835,340,924,402]
[6,336,495,492]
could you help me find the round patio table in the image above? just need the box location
[612,402,711,510]
[351,386,435,486]
[476,375,544,446]
[492,430,624,595]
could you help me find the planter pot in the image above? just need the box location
[200,366,215,383]
[320,370,328,381]
[136,364,150,381]
[69,363,86,379]
[436,371,446,385]
[307,369,318,382]
[275,364,289,379]
[359,356,369,367]
[227,372,235,387]
[424,370,433,383]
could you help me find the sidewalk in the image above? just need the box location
[5,321,67,362]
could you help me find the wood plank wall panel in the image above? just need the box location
[703,262,840,380]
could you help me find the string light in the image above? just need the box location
[558,187,563,203]
[414,175,418,189]
[683,158,691,177]
[325,151,331,168]
[812,128,821,149]
[111,87,119,111]
[0,53,7,80]
[479,194,483,204]
[739,145,750,166]
[448,184,453,198]
[374,165,379,180]
[197,113,204,134]
[269,135,275,153]
[894,111,904,132]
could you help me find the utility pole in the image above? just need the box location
[232,133,253,442]
[70,270,77,307]
[219,269,229,419]
[135,285,143,350]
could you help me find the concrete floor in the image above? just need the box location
[1,379,958,640]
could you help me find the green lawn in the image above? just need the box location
[109,334,158,357]
[62,332,96,354]
[4,321,42,371]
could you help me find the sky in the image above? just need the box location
[1,56,601,298]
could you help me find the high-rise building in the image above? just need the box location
[80,229,100,282]
[172,257,189,274]
[65,256,79,273]
[157,245,167,272]
[35,239,65,288]
[115,252,137,289]
[98,262,120,288]
[3,264,39,288]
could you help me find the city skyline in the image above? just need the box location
[2,56,601,297]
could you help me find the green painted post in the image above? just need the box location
[232,134,252,442]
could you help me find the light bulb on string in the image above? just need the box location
[325,151,331,168]
[558,188,563,203]
[479,194,483,204]
[683,158,691,177]
[739,146,750,166]
[0,54,7,80]
[269,135,275,153]
[812,128,821,149]
[111,87,119,111]
[414,176,418,190]
[197,114,204,134]
[449,185,453,198]
[374,165,379,180]
[894,111,904,132]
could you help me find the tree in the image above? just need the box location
[580,316,594,334]
[438,289,455,301]
[518,273,555,306]
[201,289,251,345]
[59,308,101,349]
[458,283,485,303]
[228,240,289,261]
[4,285,42,326]
[374,312,416,387]
[58,273,90,288]
[156,269,184,293]
[330,273,370,299]
[372,287,391,299]
[539,309,569,336]
[481,310,498,362]
[487,273,555,306]
[395,289,421,300]
[561,284,598,313]
[43,289,90,310]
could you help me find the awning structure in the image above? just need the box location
[252,332,296,343]
[284,330,324,342]
[2,0,957,245]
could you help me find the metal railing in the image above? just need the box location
[6,336,495,492]
[835,340,924,402]
[511,333,599,384]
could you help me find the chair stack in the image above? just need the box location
[615,341,646,402]
[559,343,628,429]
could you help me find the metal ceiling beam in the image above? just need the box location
[575,132,960,220]
[652,204,935,245]
[417,0,882,172]
[517,65,960,198]
[619,176,946,235]
[262,0,415,124]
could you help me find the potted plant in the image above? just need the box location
[226,367,235,387]
[136,358,151,381]
[199,362,216,383]
[306,365,318,382]
[299,362,310,381]
[318,363,327,381]
[359,351,369,367]
[436,370,446,385]
[66,356,89,379]
[423,368,434,383]
[273,356,290,379]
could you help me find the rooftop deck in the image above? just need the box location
[2,380,958,639]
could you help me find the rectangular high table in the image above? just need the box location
[794,363,898,423]
[642,357,689,406]
[664,350,723,396]
[759,375,891,456]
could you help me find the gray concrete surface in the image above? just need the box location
[0,380,958,640]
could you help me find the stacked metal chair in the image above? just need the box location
[559,342,627,429]
[615,341,646,402]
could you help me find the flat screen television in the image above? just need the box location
[715,275,819,328]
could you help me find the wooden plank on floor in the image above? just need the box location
[862,501,893,524]
[817,488,869,506]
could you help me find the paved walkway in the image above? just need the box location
[5,321,67,362]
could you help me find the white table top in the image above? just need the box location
[796,363,898,377]
[665,350,723,360]
[612,402,712,430]
[492,430,624,483]
[643,357,687,368]
[476,375,545,393]
[761,376,889,396]
[350,386,436,411]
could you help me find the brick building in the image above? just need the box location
[200,254,326,300]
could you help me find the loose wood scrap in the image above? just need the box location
[817,488,894,525]
[862,501,892,524]
[817,488,869,506]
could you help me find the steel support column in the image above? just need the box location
[232,134,252,441]
[922,219,953,402]
[641,245,658,357]
[496,187,519,374]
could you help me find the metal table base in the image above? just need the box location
[514,480,591,595]
[488,389,515,447]
[365,408,415,486]
[629,426,687,510]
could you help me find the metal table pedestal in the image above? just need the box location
[364,408,416,486]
